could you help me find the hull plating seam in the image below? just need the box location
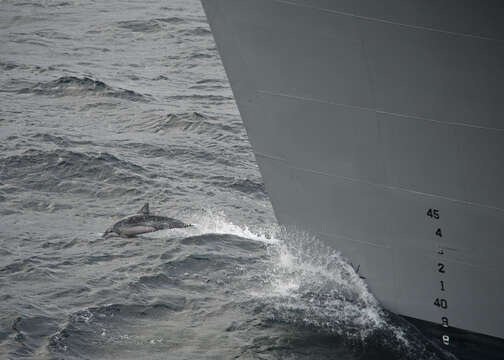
[257,90,504,132]
[275,0,504,42]
[255,152,504,213]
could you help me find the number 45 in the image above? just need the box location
[427,208,440,219]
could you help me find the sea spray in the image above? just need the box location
[144,209,450,358]
[176,210,388,338]
[254,228,388,340]
[172,208,280,245]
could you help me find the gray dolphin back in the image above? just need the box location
[103,203,190,238]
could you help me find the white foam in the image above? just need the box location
[152,209,407,344]
[178,208,281,244]
[249,228,389,339]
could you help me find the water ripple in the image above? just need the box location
[17,76,152,102]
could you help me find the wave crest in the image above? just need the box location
[17,76,151,102]
[117,17,186,33]
[0,149,150,198]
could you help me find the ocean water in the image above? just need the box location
[0,1,456,359]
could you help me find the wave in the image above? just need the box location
[33,29,71,40]
[0,61,23,71]
[76,301,186,319]
[202,175,266,197]
[0,149,150,197]
[151,213,449,358]
[48,300,186,357]
[241,228,454,359]
[116,17,186,33]
[189,53,214,60]
[31,133,94,147]
[151,74,170,81]
[227,178,266,195]
[158,251,237,278]
[174,215,378,333]
[183,209,279,244]
[0,61,58,74]
[3,211,452,360]
[131,111,235,136]
[8,35,52,47]
[189,85,226,91]
[17,76,151,102]
[7,315,60,358]
[0,255,61,276]
[135,273,180,287]
[252,230,386,339]
[178,27,212,37]
[195,79,223,85]
[12,1,71,8]
[0,259,31,275]
[166,94,233,103]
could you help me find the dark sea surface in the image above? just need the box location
[0,1,457,359]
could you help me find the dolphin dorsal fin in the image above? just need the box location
[138,203,150,215]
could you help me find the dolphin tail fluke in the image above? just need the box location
[138,203,150,214]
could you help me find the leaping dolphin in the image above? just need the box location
[103,203,191,238]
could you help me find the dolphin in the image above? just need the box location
[103,203,191,238]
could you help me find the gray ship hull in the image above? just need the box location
[200,0,504,352]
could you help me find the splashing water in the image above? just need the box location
[156,210,390,339]
[183,213,452,359]
[151,208,281,244]
[254,228,388,340]
[164,211,390,339]
[96,209,448,359]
